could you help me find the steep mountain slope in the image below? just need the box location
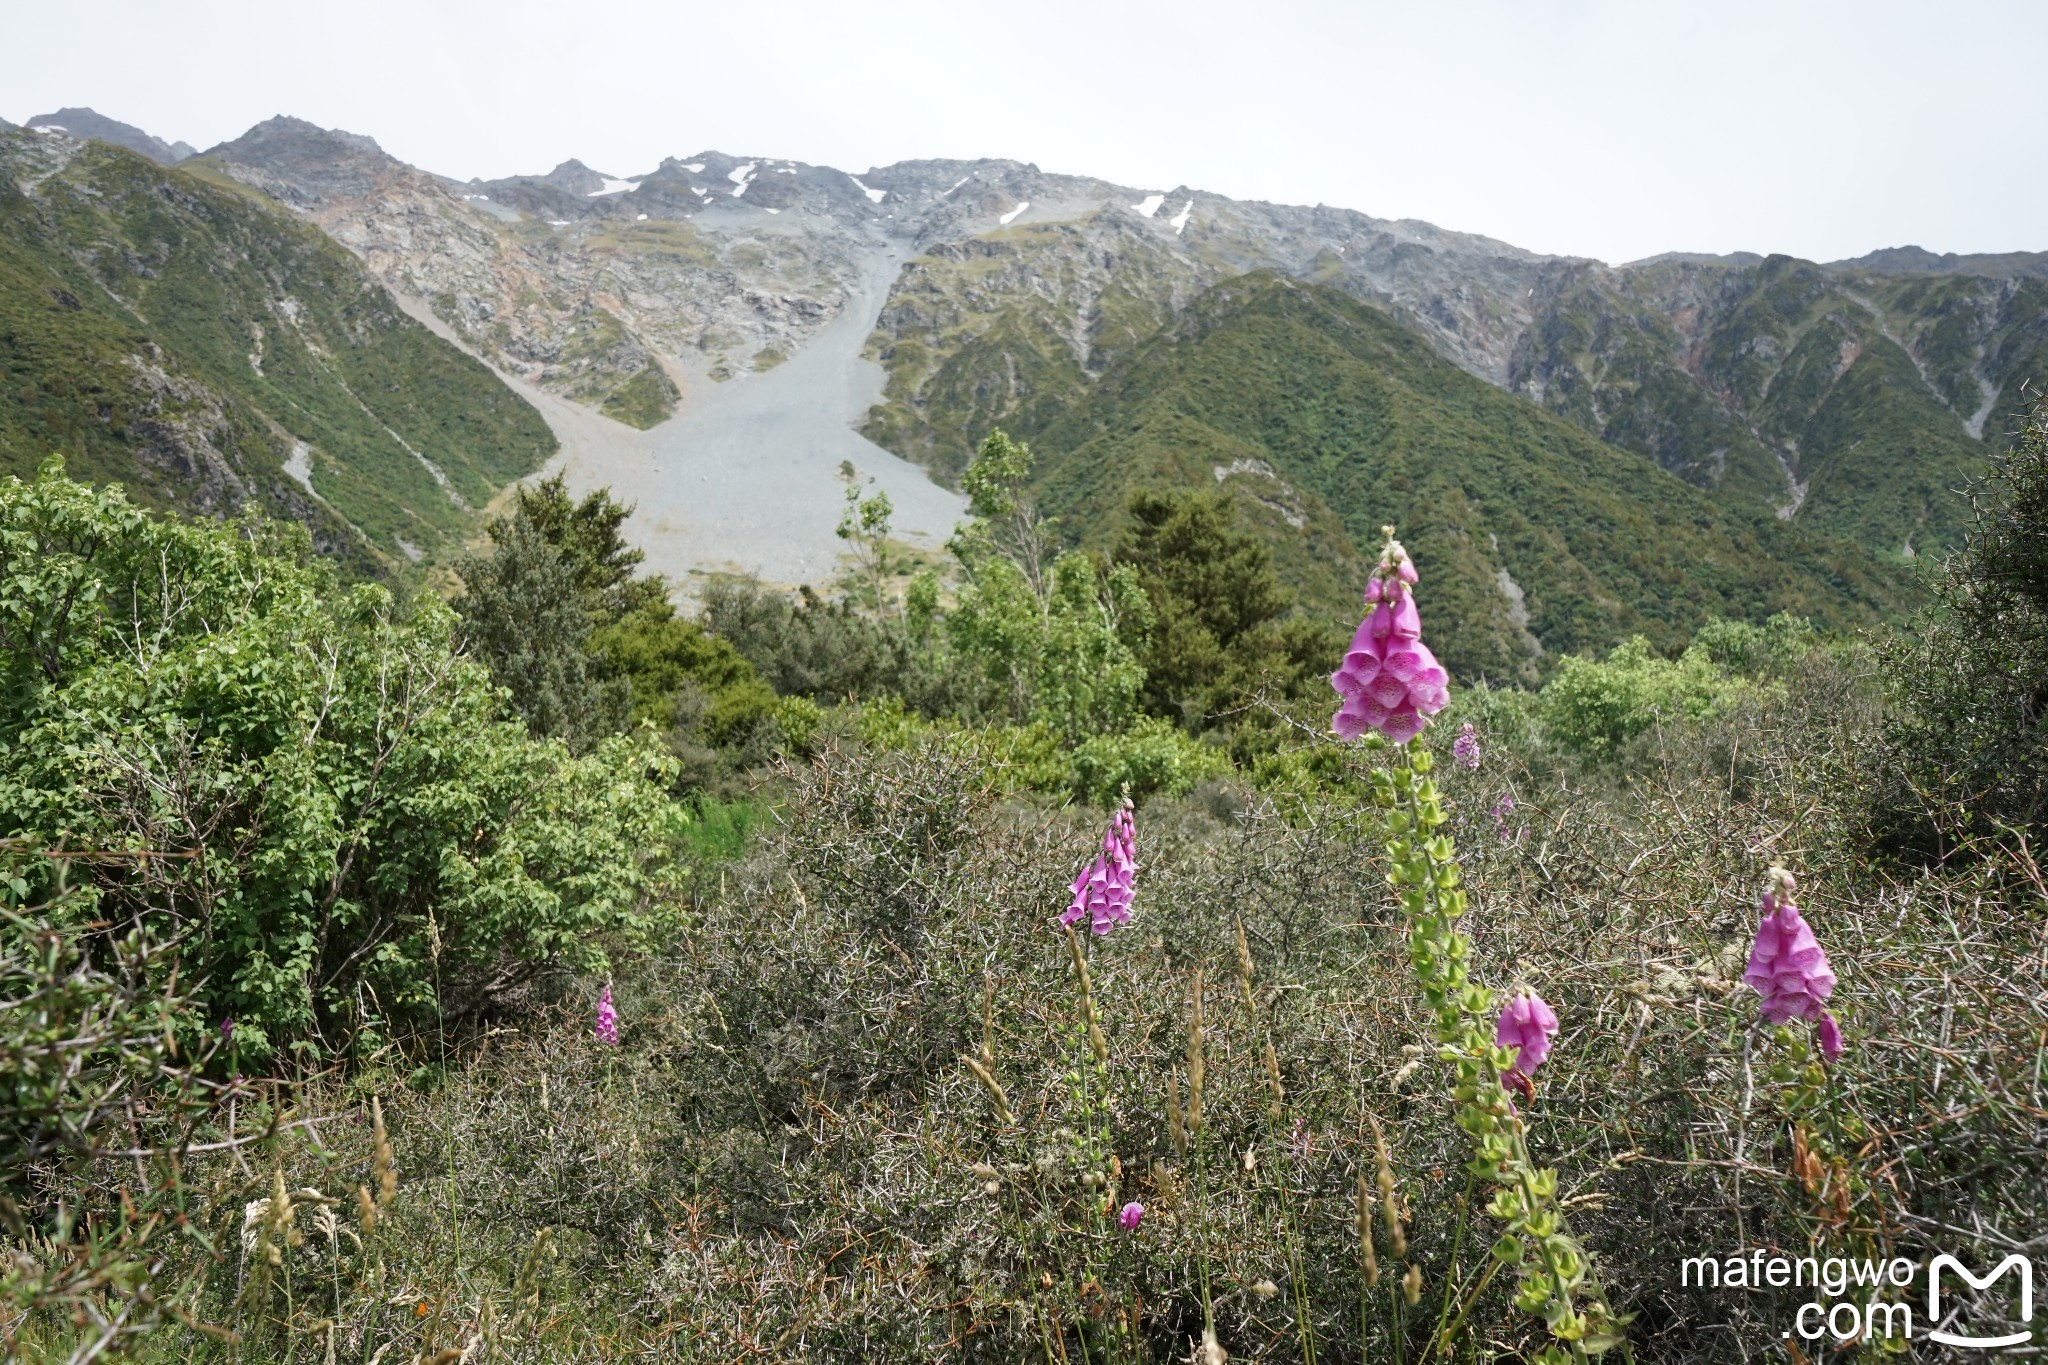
[51,108,2038,600]
[1019,274,1902,684]
[194,119,1568,445]
[194,125,908,426]
[1510,255,2048,562]
[0,128,555,567]
[25,107,195,164]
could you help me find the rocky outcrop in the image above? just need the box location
[26,107,195,164]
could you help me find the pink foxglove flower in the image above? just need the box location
[1331,530,1449,744]
[1118,1201,1144,1231]
[595,985,620,1046]
[1452,723,1481,770]
[1742,868,1843,1059]
[1495,989,1560,1078]
[1062,799,1137,935]
[1815,1011,1844,1063]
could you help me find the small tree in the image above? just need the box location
[952,429,1053,598]
[836,467,898,619]
[1115,490,1327,728]
[455,514,632,754]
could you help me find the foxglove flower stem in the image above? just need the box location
[1342,530,1627,1361]
[1375,742,1629,1362]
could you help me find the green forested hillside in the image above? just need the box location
[1512,256,2048,562]
[1020,274,1904,684]
[862,213,1208,478]
[0,129,556,567]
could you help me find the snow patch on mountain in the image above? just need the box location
[587,178,641,196]
[999,201,1029,225]
[847,173,888,203]
[1132,194,1165,218]
[1170,199,1194,234]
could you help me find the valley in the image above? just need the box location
[6,104,2043,652]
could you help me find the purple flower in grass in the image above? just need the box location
[1742,868,1843,1061]
[1452,723,1481,770]
[1062,799,1137,936]
[1331,530,1449,744]
[1495,989,1560,1079]
[1491,792,1522,845]
[595,985,620,1046]
[1118,1201,1145,1232]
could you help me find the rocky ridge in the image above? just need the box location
[25,107,196,165]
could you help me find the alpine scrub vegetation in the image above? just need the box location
[5,402,2048,1362]
[0,461,688,1055]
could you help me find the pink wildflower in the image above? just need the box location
[1495,989,1560,1078]
[1118,1201,1144,1232]
[595,985,620,1046]
[1492,792,1522,844]
[1742,867,1844,1059]
[1815,1012,1844,1063]
[1062,799,1137,936]
[1331,530,1449,744]
[1452,723,1481,770]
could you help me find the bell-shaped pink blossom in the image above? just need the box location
[1815,1011,1844,1062]
[1331,532,1449,744]
[1118,1201,1144,1231]
[595,985,620,1046]
[1495,989,1560,1077]
[1061,800,1137,935]
[1742,872,1836,1024]
[1743,869,1844,1059]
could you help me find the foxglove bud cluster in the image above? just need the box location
[594,985,620,1046]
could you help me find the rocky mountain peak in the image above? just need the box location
[199,116,413,207]
[25,107,195,164]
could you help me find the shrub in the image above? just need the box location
[0,465,687,1054]
[1877,388,2048,853]
[1536,635,1762,759]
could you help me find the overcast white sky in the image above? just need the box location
[3,0,2038,264]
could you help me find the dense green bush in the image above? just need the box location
[1878,389,2048,853]
[0,463,687,1054]
[1532,635,1765,759]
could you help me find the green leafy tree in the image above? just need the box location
[837,467,898,618]
[954,429,1053,599]
[1536,636,1758,759]
[0,462,685,1055]
[506,474,664,624]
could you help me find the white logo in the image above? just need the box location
[1928,1254,2034,1350]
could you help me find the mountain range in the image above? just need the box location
[5,106,2041,665]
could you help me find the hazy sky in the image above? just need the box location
[3,0,2038,264]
